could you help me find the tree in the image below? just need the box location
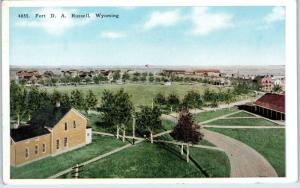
[84,90,98,114]
[136,106,162,143]
[182,91,203,110]
[26,87,42,120]
[51,90,61,106]
[149,76,154,82]
[153,93,166,106]
[61,93,71,107]
[99,89,134,141]
[113,70,121,81]
[122,72,130,82]
[167,94,180,112]
[224,89,234,107]
[10,81,27,127]
[70,89,84,110]
[171,109,203,162]
[272,84,282,93]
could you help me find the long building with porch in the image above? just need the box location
[239,93,285,120]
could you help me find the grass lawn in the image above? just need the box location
[11,135,126,179]
[44,83,224,107]
[193,108,239,123]
[189,147,230,177]
[67,142,230,178]
[162,119,176,130]
[205,118,281,126]
[227,111,256,118]
[207,128,285,177]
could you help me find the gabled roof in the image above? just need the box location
[28,105,72,128]
[11,125,50,142]
[255,93,285,113]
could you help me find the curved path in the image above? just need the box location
[201,129,278,177]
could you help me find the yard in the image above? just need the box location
[205,118,281,126]
[207,128,285,177]
[43,82,226,107]
[62,142,230,178]
[193,108,239,123]
[11,135,126,179]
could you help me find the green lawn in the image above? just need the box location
[227,111,256,118]
[11,135,126,179]
[206,118,281,126]
[44,83,224,107]
[207,128,285,177]
[193,108,239,123]
[66,142,230,178]
[161,119,176,130]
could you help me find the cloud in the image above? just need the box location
[101,32,126,39]
[143,10,182,30]
[190,7,233,36]
[15,8,95,35]
[264,7,285,23]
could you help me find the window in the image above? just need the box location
[64,137,68,147]
[64,122,68,131]
[73,120,76,128]
[25,148,29,159]
[56,139,60,149]
[35,145,38,155]
[42,143,46,153]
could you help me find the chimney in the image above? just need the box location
[56,101,61,108]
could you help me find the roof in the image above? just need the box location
[255,93,285,113]
[11,125,50,142]
[28,105,72,128]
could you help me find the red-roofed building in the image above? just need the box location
[254,93,285,120]
[261,76,273,92]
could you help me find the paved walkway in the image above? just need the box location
[203,125,285,129]
[201,129,278,177]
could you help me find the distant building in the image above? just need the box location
[261,76,273,92]
[272,76,285,91]
[61,69,79,77]
[16,70,41,84]
[194,69,220,77]
[10,105,90,167]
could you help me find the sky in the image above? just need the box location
[9,6,285,67]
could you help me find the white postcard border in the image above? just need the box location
[1,0,298,185]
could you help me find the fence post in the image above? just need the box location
[186,144,189,163]
[75,164,79,179]
[181,144,184,155]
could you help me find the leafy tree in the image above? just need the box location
[272,84,282,93]
[182,91,203,109]
[224,89,234,107]
[171,109,203,162]
[61,93,71,107]
[84,90,98,114]
[155,77,161,82]
[153,93,166,106]
[99,89,134,141]
[140,76,147,82]
[113,70,121,81]
[51,90,61,106]
[72,76,81,85]
[10,81,26,127]
[149,72,154,77]
[167,94,180,112]
[133,72,141,77]
[122,72,130,82]
[171,109,203,144]
[149,76,154,82]
[26,87,41,120]
[70,89,84,110]
[136,106,162,143]
[132,75,139,82]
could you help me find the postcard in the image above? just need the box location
[1,0,298,185]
